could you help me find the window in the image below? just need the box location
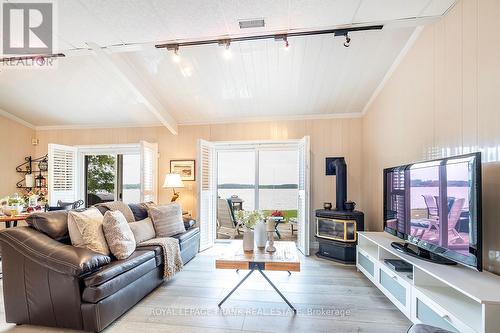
[48,142,157,207]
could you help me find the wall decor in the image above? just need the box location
[170,160,195,181]
[325,157,344,176]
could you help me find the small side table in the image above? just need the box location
[0,214,30,228]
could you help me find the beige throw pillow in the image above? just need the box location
[148,202,186,237]
[68,208,110,255]
[129,217,156,244]
[103,211,136,259]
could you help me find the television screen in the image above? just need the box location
[384,153,482,270]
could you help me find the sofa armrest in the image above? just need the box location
[183,217,196,230]
[0,226,110,276]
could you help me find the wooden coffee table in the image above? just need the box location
[215,241,300,313]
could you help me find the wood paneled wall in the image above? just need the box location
[0,115,35,198]
[35,118,363,240]
[362,0,500,273]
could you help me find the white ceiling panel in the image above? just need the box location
[150,0,229,40]
[0,56,158,126]
[80,0,171,45]
[219,0,290,34]
[354,0,431,23]
[121,26,415,124]
[56,0,123,49]
[289,0,362,28]
[420,0,457,17]
[0,0,457,128]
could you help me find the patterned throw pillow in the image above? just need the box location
[148,202,186,237]
[102,211,136,259]
[68,208,110,255]
[129,217,156,244]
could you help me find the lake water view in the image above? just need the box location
[218,188,298,211]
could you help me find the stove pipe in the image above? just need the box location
[334,158,347,211]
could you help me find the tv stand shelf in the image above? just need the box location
[357,232,500,333]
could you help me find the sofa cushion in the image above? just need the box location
[26,210,69,241]
[83,250,155,287]
[148,202,186,237]
[128,203,149,221]
[129,217,155,244]
[103,211,136,259]
[68,208,110,256]
[82,256,157,303]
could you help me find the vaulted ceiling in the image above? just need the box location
[0,0,457,131]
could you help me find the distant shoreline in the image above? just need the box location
[218,184,298,189]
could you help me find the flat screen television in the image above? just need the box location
[383,152,482,271]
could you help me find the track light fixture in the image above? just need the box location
[275,34,290,50]
[156,25,382,53]
[343,33,351,48]
[219,39,232,60]
[166,44,180,63]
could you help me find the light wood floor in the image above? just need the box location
[0,243,411,333]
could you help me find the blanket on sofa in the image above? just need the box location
[137,237,183,280]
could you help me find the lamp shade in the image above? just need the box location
[163,173,184,188]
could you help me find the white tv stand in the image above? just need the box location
[357,232,500,333]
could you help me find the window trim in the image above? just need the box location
[76,144,141,206]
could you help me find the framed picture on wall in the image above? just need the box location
[170,160,196,181]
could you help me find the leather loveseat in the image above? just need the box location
[0,204,199,332]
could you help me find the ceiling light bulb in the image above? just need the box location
[222,43,232,60]
[171,49,181,63]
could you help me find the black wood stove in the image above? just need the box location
[315,158,364,264]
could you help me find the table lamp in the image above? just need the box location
[163,173,184,202]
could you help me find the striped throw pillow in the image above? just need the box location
[148,203,186,237]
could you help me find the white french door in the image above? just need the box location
[197,137,311,255]
[297,136,311,255]
[140,141,158,203]
[198,139,217,251]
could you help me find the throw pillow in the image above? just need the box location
[26,210,69,241]
[68,207,110,255]
[129,217,156,244]
[148,202,186,237]
[102,211,136,259]
[128,203,149,221]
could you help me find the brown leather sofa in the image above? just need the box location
[0,207,199,332]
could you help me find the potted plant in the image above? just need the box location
[236,210,264,252]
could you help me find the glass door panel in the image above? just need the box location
[258,149,298,217]
[85,155,117,207]
[217,150,256,211]
[122,154,141,203]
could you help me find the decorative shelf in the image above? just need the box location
[16,155,48,190]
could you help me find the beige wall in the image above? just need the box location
[35,118,363,230]
[362,0,500,273]
[0,114,35,198]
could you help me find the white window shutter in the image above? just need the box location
[198,139,216,251]
[297,136,311,255]
[140,141,158,203]
[48,144,78,206]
